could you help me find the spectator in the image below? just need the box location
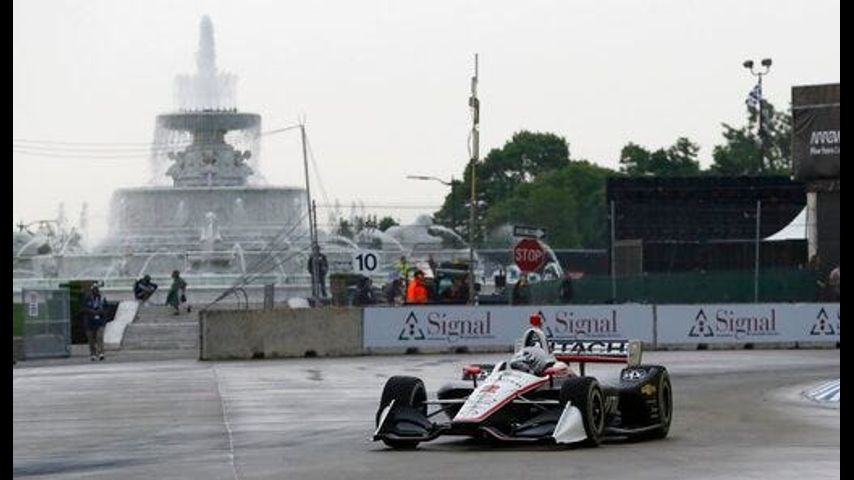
[382,273,406,305]
[352,276,377,306]
[559,270,574,304]
[396,255,412,280]
[426,254,438,277]
[406,270,429,304]
[84,285,107,361]
[829,266,840,301]
[307,250,329,297]
[494,268,507,291]
[166,270,189,315]
[133,274,158,303]
[512,273,530,305]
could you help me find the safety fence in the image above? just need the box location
[524,267,823,305]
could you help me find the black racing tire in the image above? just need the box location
[646,369,673,440]
[376,376,427,449]
[560,377,606,447]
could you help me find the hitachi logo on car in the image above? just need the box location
[713,308,779,340]
[425,310,492,340]
[548,310,618,337]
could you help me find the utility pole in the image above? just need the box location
[301,122,320,302]
[468,54,479,305]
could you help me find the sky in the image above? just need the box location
[13,0,840,244]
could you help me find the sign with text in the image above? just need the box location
[657,303,840,343]
[792,83,840,180]
[352,250,380,274]
[363,305,655,348]
[513,238,546,272]
[513,225,547,239]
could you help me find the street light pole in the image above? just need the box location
[405,174,459,235]
[468,54,480,305]
[743,58,772,171]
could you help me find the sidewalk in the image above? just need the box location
[13,345,197,369]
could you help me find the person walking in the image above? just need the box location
[307,250,329,297]
[84,285,108,361]
[512,273,531,305]
[166,270,189,315]
[406,270,429,304]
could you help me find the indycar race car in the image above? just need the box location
[373,316,672,449]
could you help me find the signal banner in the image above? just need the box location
[362,305,654,348]
[656,303,840,343]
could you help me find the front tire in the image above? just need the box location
[560,377,606,446]
[647,370,672,440]
[376,376,427,449]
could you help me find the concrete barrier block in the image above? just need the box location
[200,307,363,360]
[13,337,24,361]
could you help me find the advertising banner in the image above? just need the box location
[363,305,655,348]
[792,83,840,180]
[657,303,840,344]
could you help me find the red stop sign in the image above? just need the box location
[513,238,545,272]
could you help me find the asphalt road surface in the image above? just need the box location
[13,349,839,479]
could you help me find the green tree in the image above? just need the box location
[377,216,399,232]
[710,100,792,175]
[483,160,615,248]
[434,130,570,240]
[619,137,701,176]
[335,219,353,238]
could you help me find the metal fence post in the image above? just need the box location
[610,200,617,303]
[754,199,761,302]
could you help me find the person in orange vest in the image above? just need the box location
[406,270,429,304]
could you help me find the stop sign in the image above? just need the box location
[513,238,545,272]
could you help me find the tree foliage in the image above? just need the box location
[483,161,614,248]
[434,131,570,239]
[334,215,399,238]
[619,137,702,176]
[710,100,792,176]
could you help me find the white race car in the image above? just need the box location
[373,317,672,449]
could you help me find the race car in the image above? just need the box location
[373,315,672,449]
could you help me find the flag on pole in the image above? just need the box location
[746,83,762,108]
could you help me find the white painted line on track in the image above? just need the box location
[213,365,241,480]
[803,379,840,404]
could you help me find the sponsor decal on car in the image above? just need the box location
[622,368,647,381]
[641,384,657,397]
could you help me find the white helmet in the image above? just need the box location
[510,346,552,375]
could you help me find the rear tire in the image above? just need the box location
[376,376,427,449]
[560,377,606,446]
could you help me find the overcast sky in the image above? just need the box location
[13,0,840,243]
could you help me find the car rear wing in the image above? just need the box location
[549,340,643,376]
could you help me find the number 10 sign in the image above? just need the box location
[353,250,380,274]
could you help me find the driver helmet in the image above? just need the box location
[509,346,552,375]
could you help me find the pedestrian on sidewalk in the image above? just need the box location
[84,285,108,361]
[166,270,190,315]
